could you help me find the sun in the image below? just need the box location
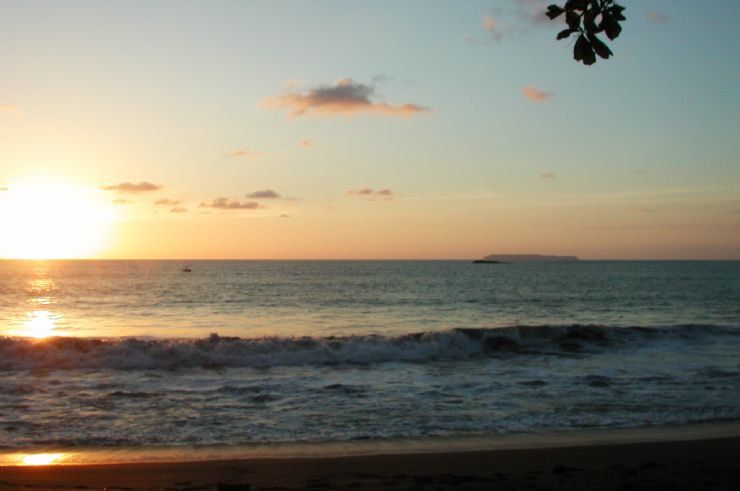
[0,178,116,259]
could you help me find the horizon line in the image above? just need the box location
[1,258,739,262]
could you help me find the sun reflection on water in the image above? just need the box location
[14,267,65,338]
[27,277,55,296]
[19,453,66,465]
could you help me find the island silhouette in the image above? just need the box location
[475,254,579,263]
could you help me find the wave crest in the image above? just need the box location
[0,324,735,370]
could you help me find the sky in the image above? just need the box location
[1,0,739,259]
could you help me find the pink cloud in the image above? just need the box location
[101,182,162,193]
[522,86,554,102]
[0,103,18,114]
[646,11,669,23]
[541,173,556,179]
[517,0,550,25]
[224,149,263,158]
[299,138,313,148]
[264,78,428,118]
[347,188,395,200]
[154,198,181,205]
[246,189,281,199]
[482,15,504,41]
[482,15,497,31]
[198,197,262,210]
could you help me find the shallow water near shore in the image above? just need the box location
[1,260,739,456]
[3,421,740,466]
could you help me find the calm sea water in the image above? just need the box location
[1,260,739,451]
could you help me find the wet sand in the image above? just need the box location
[2,436,740,490]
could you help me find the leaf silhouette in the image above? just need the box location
[546,5,565,19]
[588,33,613,59]
[547,0,625,65]
[602,12,622,40]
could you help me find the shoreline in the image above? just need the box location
[3,420,740,466]
[1,433,739,490]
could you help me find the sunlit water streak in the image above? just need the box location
[0,260,738,452]
[19,452,66,465]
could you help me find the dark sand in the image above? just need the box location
[2,436,740,490]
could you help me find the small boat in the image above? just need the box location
[181,267,192,272]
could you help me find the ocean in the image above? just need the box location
[1,260,739,460]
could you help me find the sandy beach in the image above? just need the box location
[2,434,740,491]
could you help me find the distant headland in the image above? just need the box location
[481,254,579,262]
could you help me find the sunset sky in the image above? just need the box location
[1,0,738,259]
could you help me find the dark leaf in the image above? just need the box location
[546,5,565,19]
[601,13,622,40]
[584,8,598,33]
[588,33,612,59]
[557,28,576,40]
[566,10,581,30]
[551,0,624,65]
[582,44,596,65]
[573,34,587,61]
[574,35,596,65]
[610,4,626,20]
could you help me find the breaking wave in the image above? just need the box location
[0,324,737,370]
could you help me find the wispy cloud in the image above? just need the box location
[517,186,740,208]
[299,138,313,148]
[634,208,655,213]
[224,149,263,159]
[112,198,132,204]
[246,189,281,199]
[541,173,556,179]
[469,1,550,45]
[101,182,162,193]
[401,191,499,202]
[646,11,669,23]
[634,169,647,175]
[170,207,188,213]
[0,103,19,114]
[522,86,554,102]
[154,198,181,205]
[0,186,8,191]
[199,197,262,210]
[279,214,291,218]
[347,188,394,200]
[264,78,428,118]
[482,15,504,41]
[516,0,550,25]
